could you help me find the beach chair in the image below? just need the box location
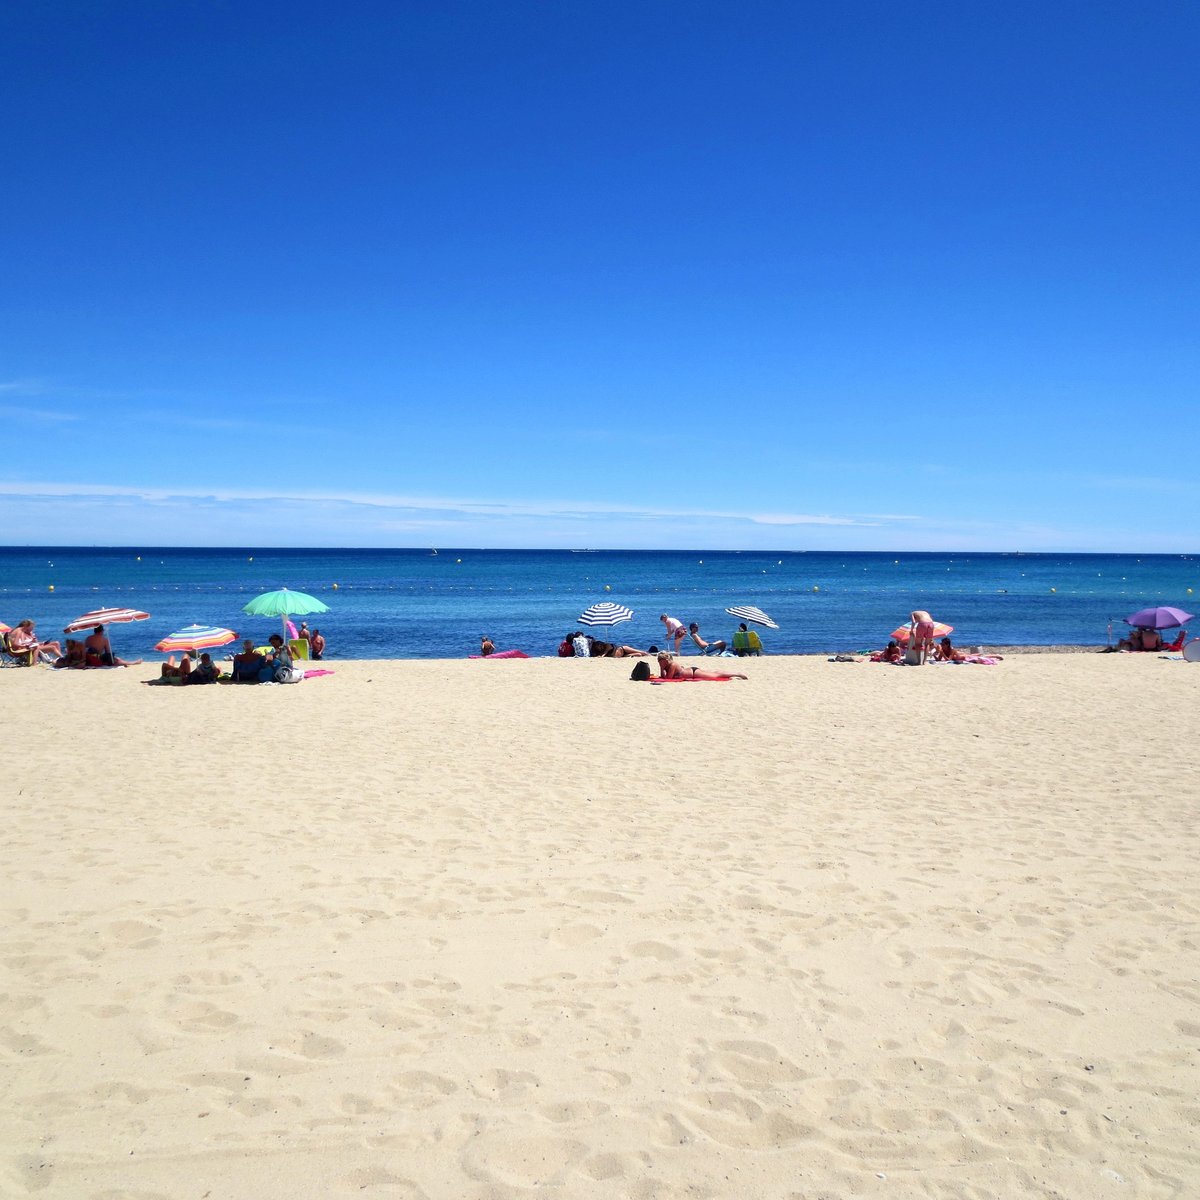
[732,629,763,656]
[289,638,310,660]
[1,631,37,667]
[1162,630,1188,653]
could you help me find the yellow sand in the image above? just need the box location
[2,654,1198,1199]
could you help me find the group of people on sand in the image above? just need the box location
[557,631,652,659]
[1114,627,1165,652]
[156,634,308,684]
[29,623,142,669]
[872,636,967,665]
[658,614,736,656]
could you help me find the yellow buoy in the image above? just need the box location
[1050,587,1056,593]
[332,583,339,589]
[48,584,54,591]
[812,585,819,592]
[604,584,611,591]
[456,559,462,564]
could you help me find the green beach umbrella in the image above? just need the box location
[243,587,330,641]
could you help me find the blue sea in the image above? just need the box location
[1,548,1196,659]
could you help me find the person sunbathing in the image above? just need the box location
[933,637,965,662]
[688,623,728,655]
[869,640,903,663]
[656,653,747,681]
[1139,628,1163,651]
[53,639,89,669]
[9,619,62,663]
[1116,629,1144,652]
[589,639,650,658]
[160,649,195,680]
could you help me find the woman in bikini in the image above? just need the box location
[656,653,747,681]
[8,620,62,663]
[589,639,650,658]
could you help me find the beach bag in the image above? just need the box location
[630,660,651,681]
[274,663,305,684]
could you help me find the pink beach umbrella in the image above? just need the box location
[892,620,954,643]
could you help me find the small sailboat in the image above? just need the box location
[430,548,438,556]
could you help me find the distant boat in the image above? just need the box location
[570,549,599,553]
[431,548,438,556]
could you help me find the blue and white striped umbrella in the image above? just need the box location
[578,601,634,629]
[725,605,779,630]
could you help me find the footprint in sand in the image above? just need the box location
[550,924,604,946]
[267,1031,346,1060]
[460,1132,587,1187]
[106,920,162,949]
[337,1166,428,1196]
[630,941,680,961]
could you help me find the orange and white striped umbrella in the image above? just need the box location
[63,606,150,633]
[154,624,238,653]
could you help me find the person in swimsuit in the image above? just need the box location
[588,639,650,658]
[309,629,326,660]
[656,653,747,681]
[480,636,496,656]
[660,614,686,654]
[871,640,903,663]
[80,623,140,666]
[53,640,89,669]
[161,649,195,680]
[933,637,964,662]
[186,652,221,683]
[232,639,264,682]
[908,611,936,665]
[687,623,727,655]
[8,620,63,663]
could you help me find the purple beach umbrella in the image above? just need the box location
[1123,606,1194,630]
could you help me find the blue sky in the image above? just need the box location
[1,2,1196,550]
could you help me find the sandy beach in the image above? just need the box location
[2,653,1198,1199]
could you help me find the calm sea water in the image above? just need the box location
[1,547,1195,659]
